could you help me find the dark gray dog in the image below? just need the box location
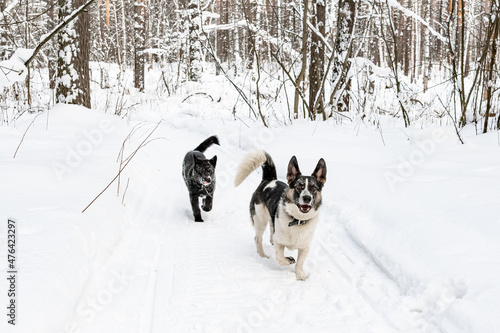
[182,135,219,222]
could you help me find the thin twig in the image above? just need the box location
[82,120,163,213]
[437,95,464,144]
[182,92,214,103]
[121,178,130,205]
[13,113,42,158]
[116,121,148,194]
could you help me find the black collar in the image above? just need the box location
[288,218,309,227]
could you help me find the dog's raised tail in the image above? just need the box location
[194,135,220,152]
[234,150,277,187]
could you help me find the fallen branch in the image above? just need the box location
[182,92,214,103]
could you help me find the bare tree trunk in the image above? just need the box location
[403,0,411,78]
[56,0,74,103]
[293,0,308,118]
[120,0,127,66]
[484,3,500,132]
[437,0,444,70]
[134,0,146,90]
[56,0,91,108]
[423,0,432,92]
[0,0,7,60]
[113,0,122,70]
[74,0,91,107]
[216,0,228,64]
[308,0,325,120]
[47,0,57,89]
[329,0,356,115]
[187,2,202,81]
[381,0,410,127]
[232,0,240,76]
[243,0,256,70]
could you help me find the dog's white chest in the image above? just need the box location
[275,210,318,250]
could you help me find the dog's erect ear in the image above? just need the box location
[287,156,301,184]
[209,155,217,167]
[312,158,327,186]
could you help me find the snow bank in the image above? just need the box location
[0,105,131,332]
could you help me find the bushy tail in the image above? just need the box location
[194,135,220,152]
[234,150,277,187]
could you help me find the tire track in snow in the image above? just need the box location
[326,201,444,332]
[64,131,173,333]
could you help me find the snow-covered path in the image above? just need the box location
[2,106,500,333]
[69,117,434,333]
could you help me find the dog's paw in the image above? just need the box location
[286,256,296,264]
[202,205,212,212]
[277,256,295,265]
[295,270,309,281]
[194,216,204,222]
[258,252,270,259]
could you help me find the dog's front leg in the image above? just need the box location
[275,243,295,265]
[189,193,203,222]
[295,247,310,280]
[202,194,213,212]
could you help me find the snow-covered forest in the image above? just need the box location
[1,0,500,129]
[1,0,500,332]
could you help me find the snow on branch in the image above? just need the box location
[386,0,447,42]
[306,19,333,53]
[24,0,96,67]
[289,4,333,54]
[203,20,246,32]
[0,0,96,88]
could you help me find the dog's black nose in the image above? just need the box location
[302,195,312,203]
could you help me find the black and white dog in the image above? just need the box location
[182,135,219,222]
[235,150,327,280]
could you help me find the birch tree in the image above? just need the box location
[329,0,356,115]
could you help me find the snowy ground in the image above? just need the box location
[1,100,500,333]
